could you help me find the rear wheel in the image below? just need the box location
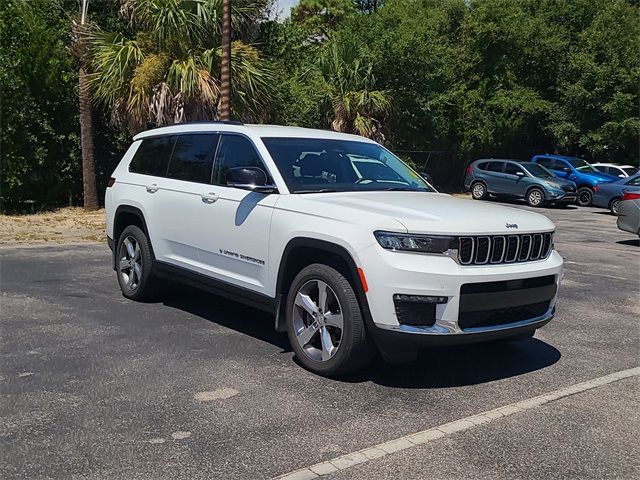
[116,225,159,301]
[609,197,622,215]
[526,188,545,207]
[576,187,593,207]
[286,264,374,376]
[471,182,487,200]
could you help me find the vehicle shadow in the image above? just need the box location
[160,283,560,388]
[161,283,291,351]
[486,196,578,210]
[616,238,640,247]
[339,338,561,388]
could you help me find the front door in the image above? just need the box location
[192,133,278,296]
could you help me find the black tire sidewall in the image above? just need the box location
[577,187,593,207]
[285,264,370,376]
[116,225,155,301]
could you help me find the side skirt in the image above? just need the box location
[153,260,278,314]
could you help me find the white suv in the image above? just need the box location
[105,122,563,375]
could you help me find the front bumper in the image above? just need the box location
[358,243,563,347]
[547,191,576,203]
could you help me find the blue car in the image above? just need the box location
[592,174,640,214]
[530,155,617,206]
[464,159,577,207]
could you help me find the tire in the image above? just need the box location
[609,197,622,215]
[116,225,160,301]
[576,187,593,207]
[285,263,374,376]
[471,181,487,200]
[526,187,545,207]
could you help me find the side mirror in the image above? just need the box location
[420,172,433,184]
[227,167,277,193]
[516,171,525,177]
[619,174,625,178]
[562,167,571,173]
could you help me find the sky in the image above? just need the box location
[271,0,299,19]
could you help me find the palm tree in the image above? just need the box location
[219,0,232,120]
[317,38,390,142]
[85,0,271,133]
[72,0,98,210]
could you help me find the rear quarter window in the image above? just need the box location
[129,137,174,177]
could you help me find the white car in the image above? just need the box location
[592,163,638,178]
[105,123,563,376]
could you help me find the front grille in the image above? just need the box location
[458,233,553,265]
[561,185,576,192]
[458,301,550,330]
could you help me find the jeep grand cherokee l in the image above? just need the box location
[105,122,563,376]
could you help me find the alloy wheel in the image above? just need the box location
[118,236,142,291]
[577,189,592,206]
[611,199,621,215]
[472,183,485,199]
[528,189,543,206]
[292,279,344,362]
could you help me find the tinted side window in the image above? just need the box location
[594,165,607,173]
[487,161,504,172]
[213,135,270,185]
[476,162,489,171]
[166,134,218,183]
[504,163,524,175]
[536,157,554,169]
[129,137,174,176]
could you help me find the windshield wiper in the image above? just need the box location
[379,187,424,191]
[296,188,339,194]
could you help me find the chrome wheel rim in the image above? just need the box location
[118,236,142,291]
[529,190,543,206]
[292,279,343,362]
[472,184,484,198]
[611,200,621,214]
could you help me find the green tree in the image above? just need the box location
[86,0,273,133]
[316,37,391,140]
[292,0,357,38]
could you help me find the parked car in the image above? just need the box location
[592,163,638,178]
[105,123,563,376]
[592,174,640,214]
[530,155,617,207]
[464,159,577,207]
[617,191,640,237]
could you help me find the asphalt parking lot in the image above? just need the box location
[1,202,639,480]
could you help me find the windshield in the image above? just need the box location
[567,157,598,172]
[261,138,434,193]
[623,167,638,176]
[522,163,555,178]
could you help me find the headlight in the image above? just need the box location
[374,231,457,253]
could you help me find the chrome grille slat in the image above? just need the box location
[457,232,553,265]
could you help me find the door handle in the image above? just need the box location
[201,192,219,204]
[145,184,159,193]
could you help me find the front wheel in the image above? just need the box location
[576,187,593,207]
[285,264,374,376]
[526,188,545,207]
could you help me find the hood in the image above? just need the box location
[297,192,555,235]
[584,171,618,182]
[544,177,575,188]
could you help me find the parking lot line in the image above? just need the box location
[274,367,640,480]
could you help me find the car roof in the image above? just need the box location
[533,154,583,161]
[133,123,377,144]
[474,158,519,162]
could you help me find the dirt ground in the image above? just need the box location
[0,208,106,246]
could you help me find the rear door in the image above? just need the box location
[484,161,507,193]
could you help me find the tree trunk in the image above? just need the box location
[79,66,98,210]
[219,0,232,121]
